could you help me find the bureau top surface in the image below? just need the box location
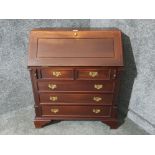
[28,29,123,67]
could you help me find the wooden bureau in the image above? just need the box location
[28,29,124,128]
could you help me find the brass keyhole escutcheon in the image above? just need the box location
[74,32,78,36]
[73,29,78,36]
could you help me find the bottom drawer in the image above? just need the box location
[41,105,111,117]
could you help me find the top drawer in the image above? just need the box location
[38,67,116,80]
[40,68,74,80]
[77,69,112,80]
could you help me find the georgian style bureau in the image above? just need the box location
[28,29,124,128]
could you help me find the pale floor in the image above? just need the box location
[0,105,148,135]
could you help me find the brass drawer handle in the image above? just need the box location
[51,108,59,114]
[93,96,102,102]
[93,109,101,114]
[49,96,58,101]
[48,84,57,90]
[52,71,61,77]
[94,84,103,90]
[89,71,98,77]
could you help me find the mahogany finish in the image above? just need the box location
[28,29,124,129]
[77,68,111,80]
[37,80,115,92]
[39,93,113,105]
[42,105,111,117]
[28,29,123,66]
[40,68,74,80]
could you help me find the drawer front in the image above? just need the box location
[39,93,113,105]
[77,69,111,80]
[37,80,115,92]
[41,105,111,117]
[40,68,74,80]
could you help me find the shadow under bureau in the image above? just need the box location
[28,29,124,128]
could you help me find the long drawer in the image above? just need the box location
[37,80,115,92]
[39,93,113,105]
[41,105,111,117]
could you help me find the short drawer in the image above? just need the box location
[41,105,111,117]
[37,80,115,93]
[39,93,113,105]
[77,69,112,80]
[40,68,74,80]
